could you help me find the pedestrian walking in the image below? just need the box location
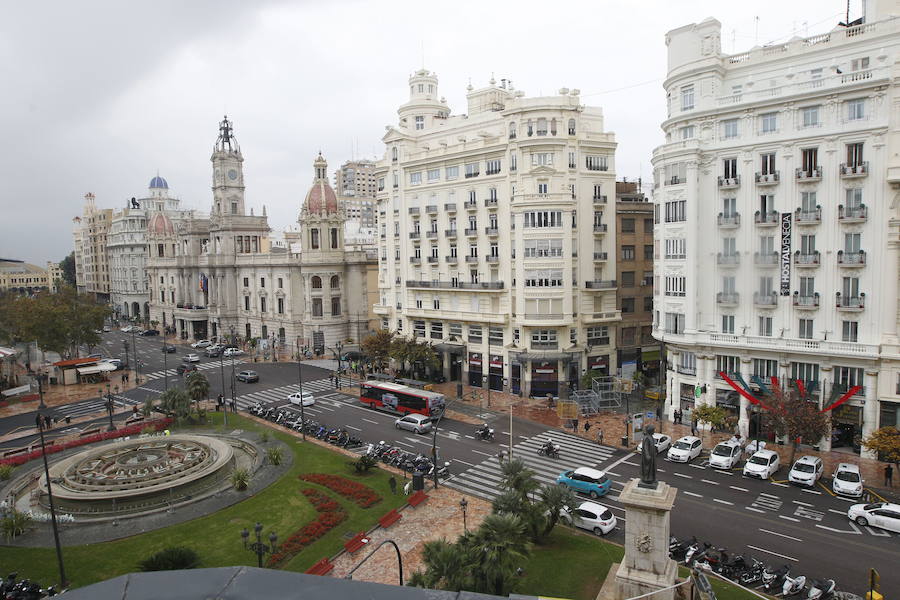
[690,418,698,437]
[388,476,397,495]
[886,464,894,487]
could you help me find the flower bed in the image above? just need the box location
[267,488,348,567]
[298,473,382,508]
[0,418,173,467]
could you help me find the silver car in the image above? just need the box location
[394,413,433,434]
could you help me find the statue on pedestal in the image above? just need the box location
[638,424,657,489]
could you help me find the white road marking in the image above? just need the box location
[747,545,797,562]
[759,528,801,542]
[684,491,703,498]
[745,507,765,514]
[778,515,800,522]
[701,479,719,485]
[673,472,692,479]
[730,485,749,492]
[713,498,733,505]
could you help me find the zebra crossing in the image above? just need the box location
[444,429,617,503]
[53,395,141,420]
[143,360,244,381]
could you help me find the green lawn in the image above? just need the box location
[0,413,406,589]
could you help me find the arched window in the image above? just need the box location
[330,275,340,289]
[311,276,322,289]
[550,118,557,135]
[568,118,576,135]
[391,147,398,161]
[508,122,516,139]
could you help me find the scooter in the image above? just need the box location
[783,573,808,597]
[538,439,561,458]
[475,423,495,441]
[808,579,836,600]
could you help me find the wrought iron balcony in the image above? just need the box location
[837,250,866,267]
[717,213,740,227]
[795,166,822,181]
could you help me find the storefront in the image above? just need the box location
[530,361,559,398]
[488,354,504,391]
[588,355,610,376]
[468,352,483,387]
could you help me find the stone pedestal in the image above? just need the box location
[614,478,678,600]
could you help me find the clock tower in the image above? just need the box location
[210,115,245,217]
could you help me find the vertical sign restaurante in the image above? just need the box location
[780,212,792,296]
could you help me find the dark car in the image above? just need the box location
[140,329,160,336]
[236,370,259,383]
[176,364,197,376]
[161,345,177,353]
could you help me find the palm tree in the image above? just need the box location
[185,371,210,419]
[464,513,530,596]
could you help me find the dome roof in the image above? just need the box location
[303,153,339,215]
[147,213,174,235]
[149,175,169,189]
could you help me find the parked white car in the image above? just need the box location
[560,501,617,536]
[788,455,823,487]
[709,440,743,469]
[182,353,201,363]
[636,433,672,454]
[191,339,212,348]
[832,463,864,497]
[223,348,244,357]
[288,391,316,407]
[847,502,900,533]
[743,449,780,480]
[666,436,703,463]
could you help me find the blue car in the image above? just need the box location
[556,466,611,499]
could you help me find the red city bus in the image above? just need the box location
[360,380,446,417]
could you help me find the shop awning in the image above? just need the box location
[76,363,117,376]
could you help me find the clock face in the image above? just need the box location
[228,169,238,181]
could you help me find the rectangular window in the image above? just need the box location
[842,321,859,343]
[721,315,734,334]
[446,166,459,180]
[488,327,504,347]
[681,84,694,110]
[722,119,739,139]
[760,112,777,133]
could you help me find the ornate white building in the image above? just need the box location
[146,117,374,352]
[652,2,900,454]
[374,70,620,397]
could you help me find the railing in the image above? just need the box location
[754,252,778,266]
[445,229,457,237]
[753,292,777,306]
[484,227,499,235]
[836,292,865,309]
[717,176,740,188]
[485,198,498,207]
[794,251,820,265]
[838,204,867,221]
[425,205,438,213]
[408,207,420,215]
[717,213,740,227]
[444,203,457,212]
[795,207,821,223]
[840,162,869,177]
[584,280,617,289]
[464,228,478,236]
[464,255,479,263]
[717,292,739,305]
[593,224,608,233]
[593,252,608,260]
[793,293,819,307]
[755,171,780,184]
[717,253,740,265]
[755,210,779,225]
[837,250,866,266]
[795,166,822,180]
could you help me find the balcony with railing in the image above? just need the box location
[793,251,820,267]
[838,204,867,222]
[755,210,779,226]
[445,255,458,263]
[445,229,457,238]
[593,252,608,261]
[840,162,869,178]
[717,175,740,189]
[593,224,608,234]
[717,253,740,266]
[464,228,478,237]
[755,171,780,185]
[717,292,740,306]
[485,198,498,208]
[795,207,821,224]
[717,213,740,227]
[592,195,608,205]
[444,203,457,212]
[584,279,617,289]
[465,255,479,263]
[485,227,499,236]
[465,200,478,210]
[837,250,866,267]
[793,292,820,308]
[409,256,422,264]
[425,205,438,214]
[795,166,823,182]
[754,252,778,267]
[753,292,777,306]
[426,230,438,239]
[408,207,420,215]
[836,292,865,310]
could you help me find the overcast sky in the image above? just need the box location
[0,0,856,266]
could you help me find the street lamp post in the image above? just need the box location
[459,498,468,533]
[36,412,68,588]
[240,522,278,568]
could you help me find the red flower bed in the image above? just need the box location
[298,473,382,508]
[0,418,173,467]
[267,488,348,568]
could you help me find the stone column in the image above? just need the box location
[738,358,751,439]
[861,370,879,458]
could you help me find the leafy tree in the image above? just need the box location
[59,252,76,287]
[158,388,192,423]
[861,426,900,469]
[762,384,829,466]
[361,329,394,371]
[138,546,200,571]
[185,371,210,419]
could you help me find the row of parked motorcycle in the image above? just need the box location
[670,536,841,598]
[363,441,451,479]
[248,403,363,448]
[0,572,60,599]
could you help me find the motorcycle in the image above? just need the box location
[783,573,808,597]
[808,579,836,600]
[475,423,495,441]
[537,439,561,459]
